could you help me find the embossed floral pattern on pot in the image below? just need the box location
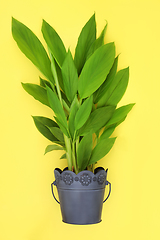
[80,173,92,186]
[63,173,74,185]
[97,173,105,185]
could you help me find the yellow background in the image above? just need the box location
[0,0,160,239]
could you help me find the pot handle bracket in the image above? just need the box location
[103,180,111,203]
[51,181,60,204]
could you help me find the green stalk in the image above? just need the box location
[50,54,63,105]
[76,138,79,154]
[49,49,73,171]
[87,164,94,173]
[72,141,78,174]
[64,135,72,171]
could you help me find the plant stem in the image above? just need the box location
[72,141,79,174]
[64,135,72,171]
[76,138,79,153]
[50,56,63,105]
[87,164,94,173]
[49,50,73,171]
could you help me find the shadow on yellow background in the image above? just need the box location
[0,0,160,239]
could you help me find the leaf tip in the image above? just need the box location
[104,19,108,26]
[131,103,136,107]
[42,19,47,26]
[32,115,37,122]
[11,16,17,24]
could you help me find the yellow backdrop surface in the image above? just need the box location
[0,0,160,239]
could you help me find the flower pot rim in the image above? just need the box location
[54,167,108,189]
[55,166,108,174]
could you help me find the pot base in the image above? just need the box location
[62,220,102,225]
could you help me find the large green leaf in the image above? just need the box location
[94,55,118,104]
[68,97,80,138]
[12,18,54,83]
[61,90,71,108]
[44,144,64,155]
[77,133,93,171]
[88,137,116,165]
[86,21,107,60]
[74,95,93,131]
[61,50,78,102]
[78,43,115,99]
[42,20,67,67]
[46,86,68,129]
[49,52,69,112]
[98,67,129,107]
[53,86,71,110]
[105,103,135,128]
[21,83,50,107]
[49,127,64,142]
[54,59,64,91]
[54,117,70,138]
[101,116,127,140]
[48,47,65,92]
[100,125,116,141]
[74,14,96,75]
[78,106,115,136]
[32,116,59,142]
[33,116,59,128]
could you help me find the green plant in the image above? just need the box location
[12,14,135,174]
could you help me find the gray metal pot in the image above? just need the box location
[51,167,111,225]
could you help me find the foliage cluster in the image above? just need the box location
[12,14,134,173]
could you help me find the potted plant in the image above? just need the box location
[12,14,135,225]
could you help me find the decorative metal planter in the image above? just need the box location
[51,167,111,225]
